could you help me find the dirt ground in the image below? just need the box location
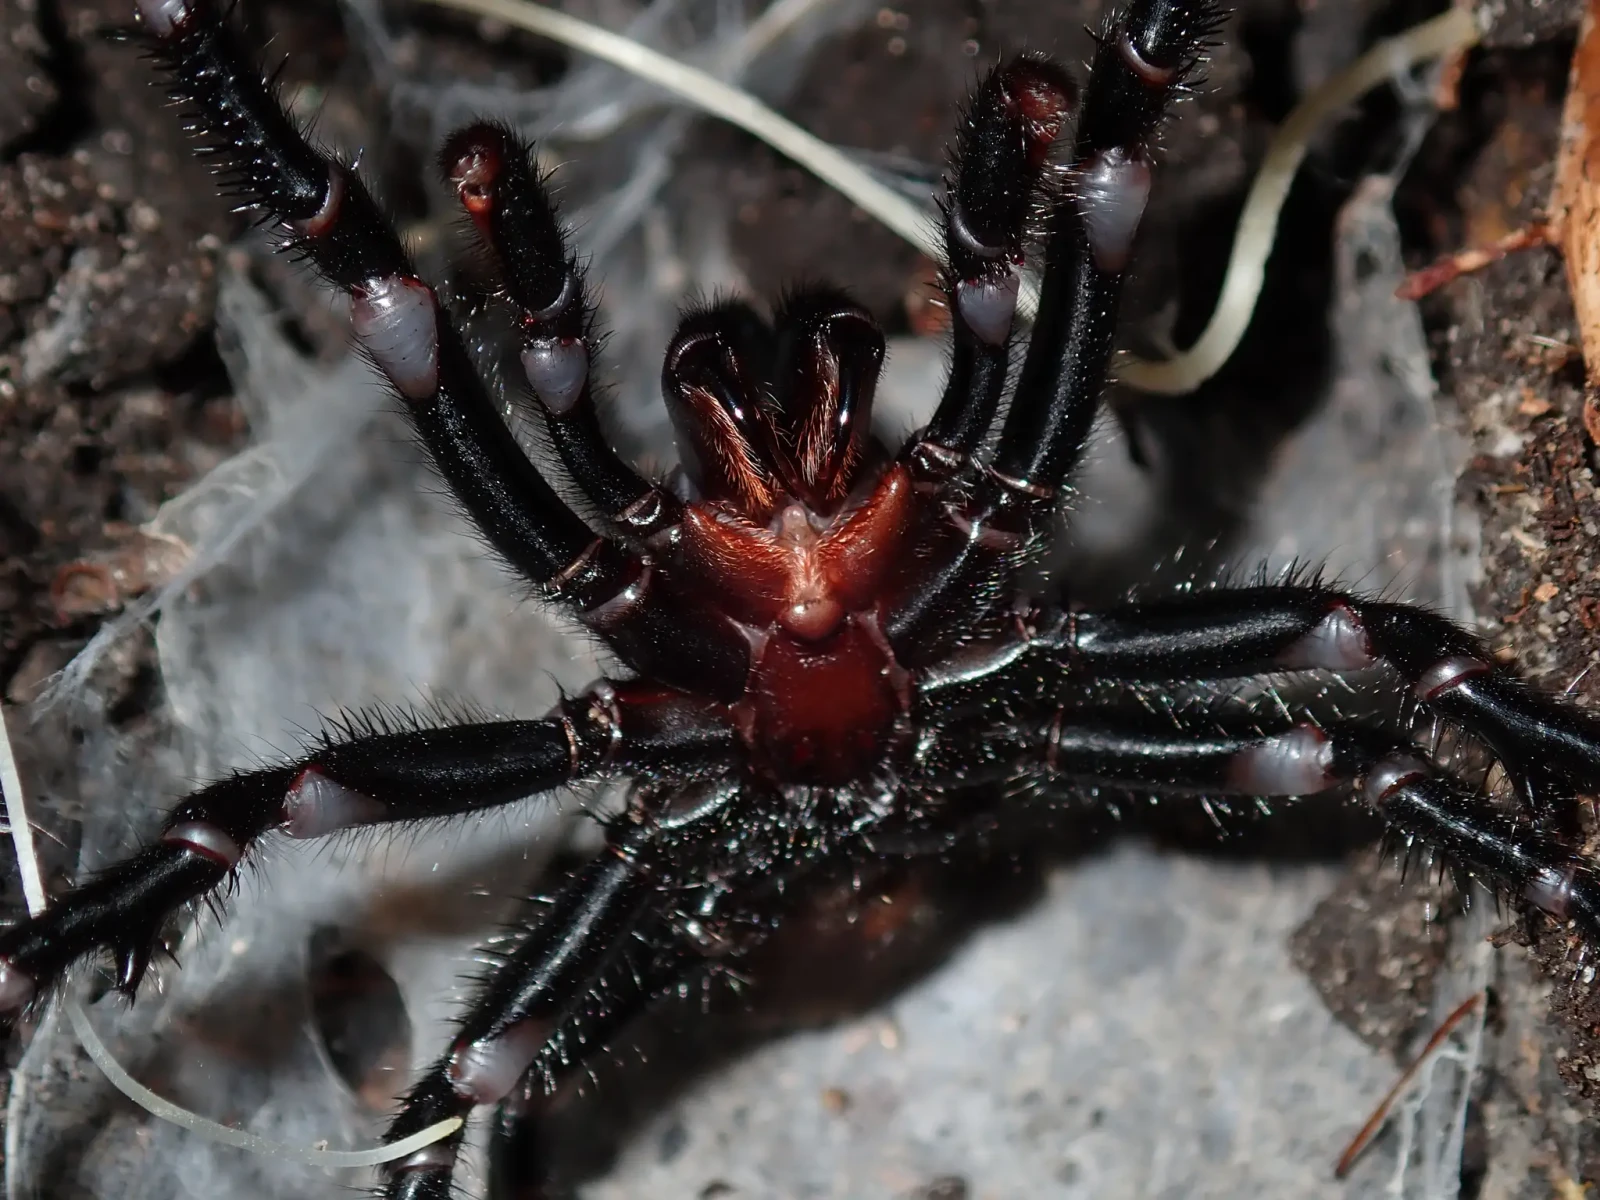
[5,0,1600,1196]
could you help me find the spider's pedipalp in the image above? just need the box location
[441,122,683,537]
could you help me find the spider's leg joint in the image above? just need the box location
[948,203,1011,260]
[1117,31,1180,88]
[448,1016,555,1105]
[918,636,1031,691]
[1526,862,1584,922]
[1274,601,1375,671]
[161,819,243,869]
[350,275,441,402]
[1360,752,1430,807]
[1414,654,1494,701]
[580,561,653,631]
[280,767,387,839]
[987,466,1056,502]
[1070,146,1153,274]
[1225,724,1335,796]
[521,336,589,414]
[954,275,1021,346]
[390,1142,457,1174]
[292,164,345,238]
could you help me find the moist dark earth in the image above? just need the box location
[3,0,1600,1194]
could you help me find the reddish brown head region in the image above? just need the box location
[657,292,913,784]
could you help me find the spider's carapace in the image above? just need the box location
[661,296,914,782]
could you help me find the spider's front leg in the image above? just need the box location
[0,684,731,1018]
[887,0,1222,663]
[135,0,752,701]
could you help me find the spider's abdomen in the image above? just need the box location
[673,463,917,783]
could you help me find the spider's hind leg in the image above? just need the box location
[919,702,1600,948]
[1055,584,1600,826]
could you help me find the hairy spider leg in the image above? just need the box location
[439,123,683,540]
[482,940,705,1194]
[990,0,1222,494]
[918,708,1600,943]
[383,816,666,1192]
[1056,585,1600,822]
[138,0,753,700]
[883,0,1222,667]
[0,684,730,1015]
[383,788,823,1200]
[917,55,1079,459]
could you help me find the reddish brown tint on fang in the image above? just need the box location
[768,292,885,511]
[662,301,781,517]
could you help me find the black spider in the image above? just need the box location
[6,0,1600,1195]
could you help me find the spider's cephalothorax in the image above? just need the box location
[11,1,1600,1197]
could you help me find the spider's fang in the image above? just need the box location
[350,275,441,402]
[1226,725,1335,796]
[447,1017,553,1105]
[1275,602,1374,671]
[521,336,589,414]
[1071,146,1153,274]
[161,819,243,869]
[1414,654,1494,701]
[0,958,36,1013]
[280,768,386,838]
[955,275,1020,346]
